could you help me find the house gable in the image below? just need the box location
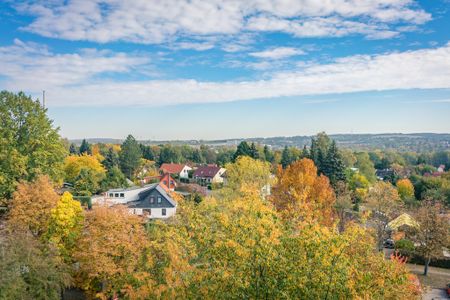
[127,185,176,209]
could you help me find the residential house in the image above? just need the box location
[159,163,192,179]
[98,183,177,219]
[141,173,177,191]
[127,184,177,219]
[193,165,226,185]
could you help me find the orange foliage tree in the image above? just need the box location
[270,158,336,226]
[7,175,59,238]
[73,205,153,299]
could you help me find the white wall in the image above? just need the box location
[129,207,176,219]
[104,186,150,204]
[180,165,192,179]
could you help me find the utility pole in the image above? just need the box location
[42,90,46,108]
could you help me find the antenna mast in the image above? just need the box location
[42,90,46,108]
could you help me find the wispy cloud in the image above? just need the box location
[1,41,450,107]
[249,47,305,59]
[14,0,431,45]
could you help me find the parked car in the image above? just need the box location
[383,239,395,249]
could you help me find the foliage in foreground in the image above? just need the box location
[1,159,422,299]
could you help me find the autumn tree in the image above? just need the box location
[7,175,59,238]
[0,91,67,201]
[47,192,84,261]
[271,158,336,227]
[365,181,402,250]
[64,154,106,184]
[0,230,71,300]
[355,152,377,183]
[410,199,450,275]
[119,134,143,178]
[334,182,353,232]
[397,178,415,201]
[224,156,272,193]
[74,205,153,298]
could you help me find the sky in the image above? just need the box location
[1,0,450,140]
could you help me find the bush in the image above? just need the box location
[395,239,415,252]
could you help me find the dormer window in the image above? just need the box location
[150,197,154,203]
[157,196,161,203]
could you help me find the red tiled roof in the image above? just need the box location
[160,163,186,174]
[193,166,221,178]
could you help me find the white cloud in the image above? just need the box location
[249,47,305,59]
[0,39,153,91]
[15,0,431,44]
[1,40,450,107]
[173,41,215,51]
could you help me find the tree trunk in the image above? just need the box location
[423,256,431,276]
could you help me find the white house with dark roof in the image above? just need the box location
[98,183,177,219]
[193,165,226,185]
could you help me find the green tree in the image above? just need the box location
[249,142,259,159]
[355,152,377,183]
[0,91,67,201]
[263,145,274,163]
[158,144,182,165]
[73,169,99,196]
[322,140,346,186]
[233,141,251,161]
[0,230,71,300]
[140,144,155,161]
[103,147,120,171]
[79,139,91,155]
[101,166,129,190]
[119,135,143,178]
[281,146,293,168]
[69,143,78,154]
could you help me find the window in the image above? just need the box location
[150,197,154,203]
[162,208,166,216]
[114,193,119,197]
[143,208,151,215]
[119,193,124,197]
[109,193,113,197]
[157,196,162,203]
[163,180,167,185]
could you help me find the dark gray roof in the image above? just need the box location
[126,184,177,208]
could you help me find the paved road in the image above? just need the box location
[422,288,448,300]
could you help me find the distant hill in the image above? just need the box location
[71,133,450,152]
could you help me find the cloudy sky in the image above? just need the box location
[1,0,450,140]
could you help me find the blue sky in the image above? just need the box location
[1,0,450,139]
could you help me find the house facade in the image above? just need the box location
[159,163,192,179]
[100,184,177,219]
[193,165,226,185]
[127,184,177,219]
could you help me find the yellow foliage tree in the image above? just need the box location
[396,178,415,201]
[365,181,402,250]
[7,175,59,237]
[73,205,153,299]
[223,156,273,195]
[270,158,336,227]
[47,192,84,260]
[63,154,106,183]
